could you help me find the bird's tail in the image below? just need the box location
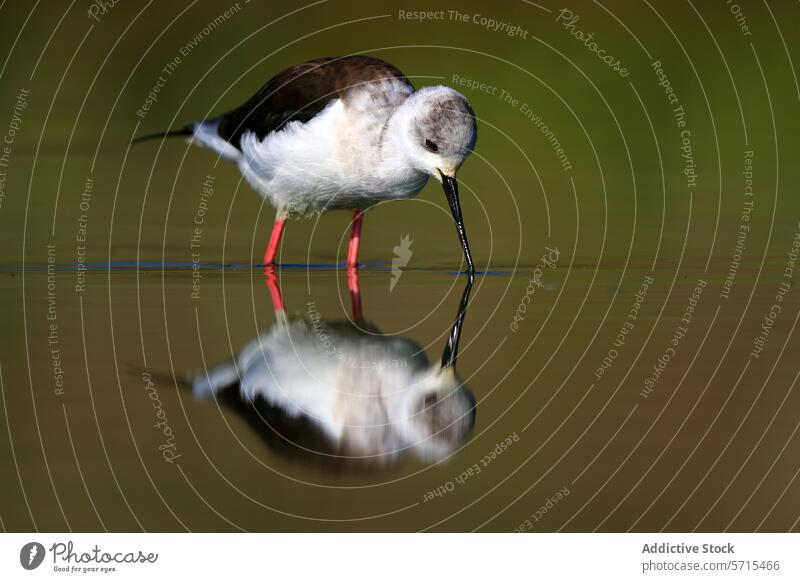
[191,360,240,399]
[131,124,194,144]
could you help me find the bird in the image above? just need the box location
[185,271,476,470]
[133,55,478,272]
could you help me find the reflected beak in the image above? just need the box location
[441,274,474,369]
[439,171,475,274]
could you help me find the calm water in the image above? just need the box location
[3,259,799,531]
[1,0,800,532]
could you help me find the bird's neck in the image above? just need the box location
[376,104,428,188]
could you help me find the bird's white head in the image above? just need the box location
[395,368,476,461]
[393,85,478,272]
[397,86,478,179]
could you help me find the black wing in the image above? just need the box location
[213,383,387,473]
[215,55,412,150]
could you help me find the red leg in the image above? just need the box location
[263,267,284,312]
[348,267,363,321]
[346,210,363,268]
[263,216,286,266]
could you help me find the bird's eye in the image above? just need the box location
[424,139,438,153]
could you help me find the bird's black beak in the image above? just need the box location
[440,171,475,274]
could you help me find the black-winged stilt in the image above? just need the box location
[134,55,478,272]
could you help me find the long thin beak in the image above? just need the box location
[440,171,475,274]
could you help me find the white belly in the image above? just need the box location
[236,95,428,215]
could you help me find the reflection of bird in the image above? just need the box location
[189,272,475,471]
[133,56,477,271]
